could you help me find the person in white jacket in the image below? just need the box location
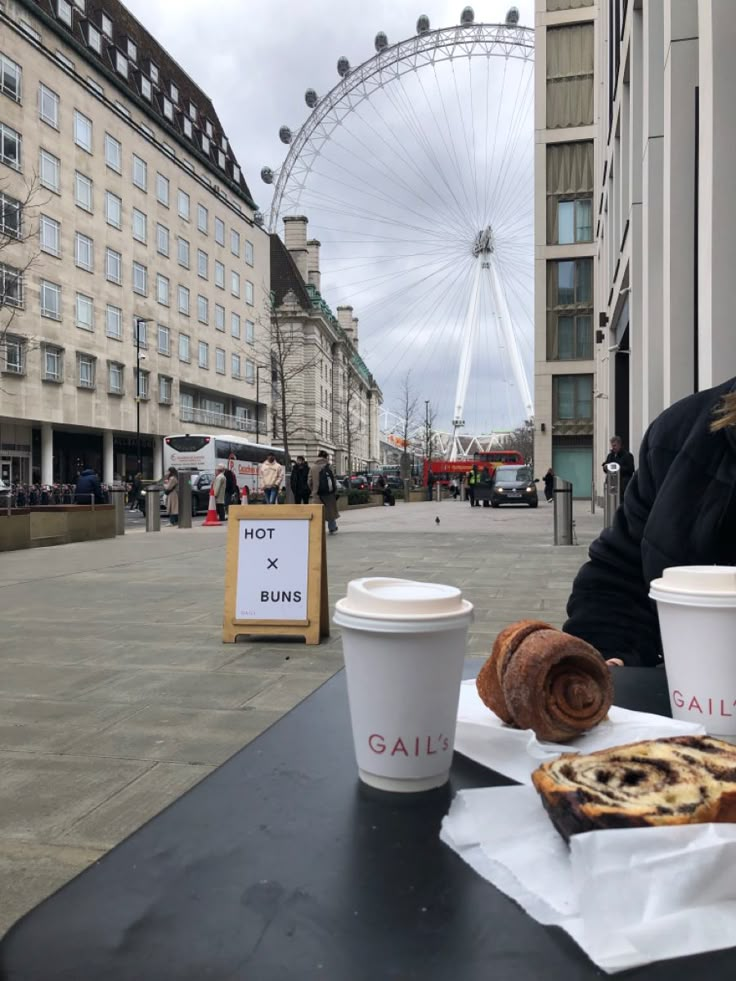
[259,454,284,504]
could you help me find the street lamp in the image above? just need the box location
[134,318,150,474]
[255,364,268,443]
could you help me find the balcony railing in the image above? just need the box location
[179,403,260,434]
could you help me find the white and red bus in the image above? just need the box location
[163,434,286,497]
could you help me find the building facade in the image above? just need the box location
[594,0,736,477]
[0,0,270,487]
[270,216,382,473]
[534,0,599,497]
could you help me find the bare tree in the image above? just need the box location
[501,418,535,470]
[395,371,419,480]
[334,367,362,477]
[1,175,45,369]
[422,399,438,470]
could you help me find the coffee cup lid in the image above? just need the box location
[650,565,736,603]
[336,577,471,621]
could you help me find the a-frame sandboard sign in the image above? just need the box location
[223,504,329,645]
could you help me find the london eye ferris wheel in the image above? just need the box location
[261,6,534,458]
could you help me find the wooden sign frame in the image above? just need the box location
[222,504,329,645]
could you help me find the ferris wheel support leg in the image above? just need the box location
[450,256,483,461]
[488,258,534,419]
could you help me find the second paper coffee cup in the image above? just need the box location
[334,577,473,792]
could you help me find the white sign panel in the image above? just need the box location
[235,519,310,621]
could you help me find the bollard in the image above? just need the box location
[111,488,125,536]
[403,478,412,504]
[435,481,441,502]
[603,462,621,529]
[177,471,193,529]
[553,476,574,545]
[145,490,161,532]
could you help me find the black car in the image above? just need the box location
[491,465,538,508]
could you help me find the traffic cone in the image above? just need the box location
[202,482,222,526]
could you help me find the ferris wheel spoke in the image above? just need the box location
[485,70,534,228]
[449,57,481,223]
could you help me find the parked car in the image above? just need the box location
[490,465,539,508]
[346,474,370,490]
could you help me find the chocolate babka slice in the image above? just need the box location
[532,735,736,841]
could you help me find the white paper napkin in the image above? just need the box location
[441,786,736,973]
[454,679,706,784]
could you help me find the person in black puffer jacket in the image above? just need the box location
[564,377,736,666]
[75,468,104,505]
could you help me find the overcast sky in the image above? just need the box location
[124,0,536,433]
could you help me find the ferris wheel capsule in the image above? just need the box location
[260,167,274,184]
[374,31,388,51]
[416,14,430,33]
[506,7,520,25]
[337,56,351,77]
[305,88,319,108]
[460,6,474,25]
[278,126,292,145]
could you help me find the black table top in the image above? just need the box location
[1,666,733,981]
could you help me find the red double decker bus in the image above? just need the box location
[422,450,524,486]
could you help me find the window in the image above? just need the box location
[132,207,147,243]
[104,133,121,172]
[106,304,122,339]
[77,353,96,388]
[162,96,174,121]
[556,199,593,245]
[139,75,151,101]
[546,143,594,244]
[157,323,170,355]
[105,247,122,284]
[156,223,169,256]
[231,353,241,379]
[132,154,147,190]
[198,340,209,369]
[38,84,59,127]
[197,203,208,233]
[183,117,192,139]
[178,333,190,362]
[201,134,210,155]
[74,110,92,152]
[245,280,254,306]
[149,63,159,85]
[218,150,226,170]
[0,54,21,104]
[245,359,255,383]
[74,171,93,212]
[553,375,593,422]
[40,280,61,319]
[75,232,94,272]
[156,172,169,206]
[3,335,26,375]
[76,292,94,330]
[134,318,147,347]
[245,240,254,266]
[177,189,190,220]
[197,249,208,279]
[546,24,594,129]
[177,237,190,268]
[215,347,225,374]
[178,285,190,316]
[40,215,61,256]
[43,345,63,382]
[58,0,73,26]
[132,261,147,295]
[87,23,101,54]
[245,319,255,345]
[156,273,169,306]
[108,361,123,394]
[197,295,208,323]
[115,51,128,78]
[1,124,21,170]
[0,192,20,239]
[205,120,213,139]
[230,229,240,256]
[231,312,240,339]
[101,12,113,37]
[136,369,150,400]
[127,38,137,61]
[214,217,225,245]
[170,82,179,104]
[215,304,225,332]
[188,101,197,121]
[158,375,172,404]
[105,190,122,228]
[214,260,225,289]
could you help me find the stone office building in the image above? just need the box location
[0,0,270,486]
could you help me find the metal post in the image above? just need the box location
[403,478,411,504]
[603,462,621,529]
[178,472,192,529]
[135,320,142,475]
[112,488,125,535]
[553,476,574,546]
[591,481,596,514]
[145,492,160,532]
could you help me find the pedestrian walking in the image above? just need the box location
[480,466,493,508]
[74,468,104,505]
[449,477,459,500]
[223,465,239,512]
[163,467,179,525]
[259,453,284,504]
[309,450,339,534]
[213,465,228,521]
[543,468,554,503]
[467,464,480,507]
[128,473,143,510]
[290,455,311,504]
[602,435,636,493]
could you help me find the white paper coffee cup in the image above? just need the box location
[334,577,474,792]
[650,566,736,736]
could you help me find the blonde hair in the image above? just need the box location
[711,392,736,432]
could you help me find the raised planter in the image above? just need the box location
[0,506,116,552]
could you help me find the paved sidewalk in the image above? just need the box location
[0,498,602,933]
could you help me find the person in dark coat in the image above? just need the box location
[308,450,339,534]
[564,378,736,666]
[543,468,554,503]
[290,456,311,504]
[75,468,103,504]
[602,435,635,493]
[223,466,239,510]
